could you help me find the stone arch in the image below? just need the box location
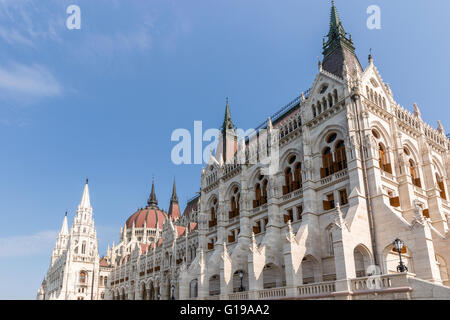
[208,274,220,296]
[436,254,449,286]
[432,157,446,178]
[301,254,321,284]
[370,121,392,148]
[353,244,373,277]
[189,278,198,298]
[232,269,249,292]
[313,124,347,155]
[402,139,421,165]
[262,263,283,289]
[140,281,147,300]
[382,242,414,274]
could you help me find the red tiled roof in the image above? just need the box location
[99,257,109,267]
[140,243,149,254]
[182,196,200,218]
[189,222,198,231]
[169,201,181,220]
[176,226,186,237]
[126,208,167,229]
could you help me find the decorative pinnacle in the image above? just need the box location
[147,178,158,207]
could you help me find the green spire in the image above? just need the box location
[323,0,354,58]
[222,97,234,134]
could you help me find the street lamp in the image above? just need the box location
[238,271,244,292]
[393,238,408,273]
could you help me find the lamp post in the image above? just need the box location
[393,238,408,273]
[238,271,244,292]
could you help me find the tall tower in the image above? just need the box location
[216,98,238,164]
[50,212,69,266]
[63,180,100,300]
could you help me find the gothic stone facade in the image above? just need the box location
[39,3,450,300]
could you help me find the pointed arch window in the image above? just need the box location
[334,140,347,172]
[321,147,333,178]
[81,241,86,254]
[283,167,293,195]
[410,159,421,188]
[262,179,268,205]
[294,162,302,190]
[254,183,261,208]
[378,143,392,174]
[436,174,447,200]
[79,271,86,284]
[229,188,240,219]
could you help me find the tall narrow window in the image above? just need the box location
[254,183,261,208]
[339,189,348,205]
[378,143,391,173]
[81,241,86,254]
[80,271,86,284]
[335,140,347,171]
[262,179,268,204]
[437,174,447,200]
[284,168,293,194]
[321,147,333,178]
[410,160,421,188]
[294,162,302,190]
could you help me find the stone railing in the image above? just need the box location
[350,273,411,293]
[228,291,250,300]
[297,281,335,297]
[258,287,287,299]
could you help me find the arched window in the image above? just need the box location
[410,159,421,188]
[81,241,86,254]
[317,102,322,114]
[229,188,240,219]
[312,105,317,118]
[436,174,447,200]
[209,198,217,228]
[262,179,268,204]
[328,93,333,108]
[79,271,86,284]
[283,167,293,195]
[378,143,392,173]
[334,140,347,171]
[254,183,261,208]
[333,89,338,104]
[321,147,333,178]
[294,162,302,189]
[322,97,327,110]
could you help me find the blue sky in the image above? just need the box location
[0,0,449,299]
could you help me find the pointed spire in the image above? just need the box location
[170,178,178,203]
[413,103,421,118]
[168,178,181,220]
[222,97,234,135]
[79,179,91,209]
[147,178,158,208]
[322,1,360,77]
[267,117,273,132]
[327,0,346,43]
[60,212,69,235]
[437,121,445,135]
